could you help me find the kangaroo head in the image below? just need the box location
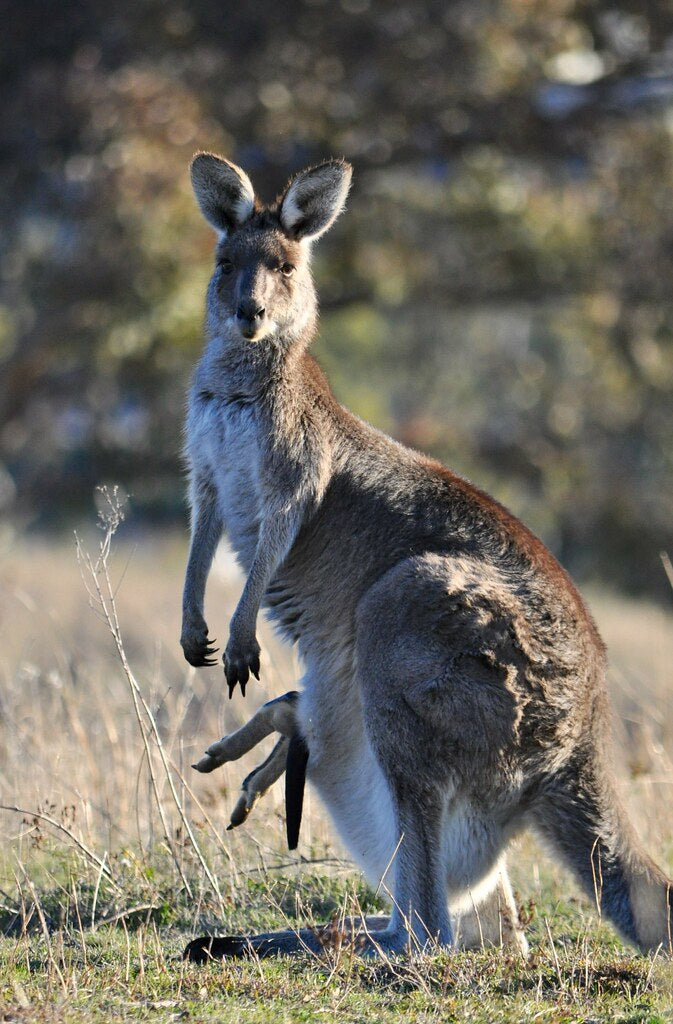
[191,154,352,346]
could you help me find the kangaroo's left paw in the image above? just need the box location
[223,636,261,697]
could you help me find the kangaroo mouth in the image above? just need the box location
[238,320,275,343]
[236,321,265,342]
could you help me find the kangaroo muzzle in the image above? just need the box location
[236,299,266,339]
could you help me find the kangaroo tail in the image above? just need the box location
[532,740,672,953]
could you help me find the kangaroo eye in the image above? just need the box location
[218,258,234,275]
[279,262,295,277]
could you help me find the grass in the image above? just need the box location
[1,508,673,1021]
[1,873,671,1022]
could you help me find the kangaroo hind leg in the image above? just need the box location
[193,690,302,832]
[193,690,300,772]
[226,734,290,829]
[353,554,526,955]
[185,690,317,962]
[452,857,529,956]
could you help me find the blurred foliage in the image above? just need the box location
[2,0,673,595]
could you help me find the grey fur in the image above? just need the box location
[191,153,255,236]
[182,155,673,959]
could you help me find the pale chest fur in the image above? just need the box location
[186,390,263,571]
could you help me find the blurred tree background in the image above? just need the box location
[2,0,673,596]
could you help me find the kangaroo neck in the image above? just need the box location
[205,326,312,404]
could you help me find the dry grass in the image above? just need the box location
[0,515,672,1021]
[0,522,335,873]
[1,523,671,872]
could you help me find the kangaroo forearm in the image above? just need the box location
[230,557,271,636]
[222,508,303,693]
[181,495,223,668]
[183,502,223,617]
[230,510,299,636]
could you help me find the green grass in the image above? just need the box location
[1,856,672,1023]
[1,528,673,1022]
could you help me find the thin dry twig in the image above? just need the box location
[76,488,224,912]
[76,534,192,895]
[91,851,108,929]
[544,917,564,990]
[0,803,116,886]
[14,860,67,994]
[165,751,239,882]
[95,902,161,928]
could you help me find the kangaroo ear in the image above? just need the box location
[190,153,255,235]
[280,160,352,241]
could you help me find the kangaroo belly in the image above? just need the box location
[297,677,398,885]
[312,747,398,885]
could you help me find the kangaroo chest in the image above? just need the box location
[189,391,264,569]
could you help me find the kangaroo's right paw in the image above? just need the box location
[180,619,219,667]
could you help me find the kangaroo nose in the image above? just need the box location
[236,302,265,322]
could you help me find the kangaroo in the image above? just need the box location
[181,152,673,961]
